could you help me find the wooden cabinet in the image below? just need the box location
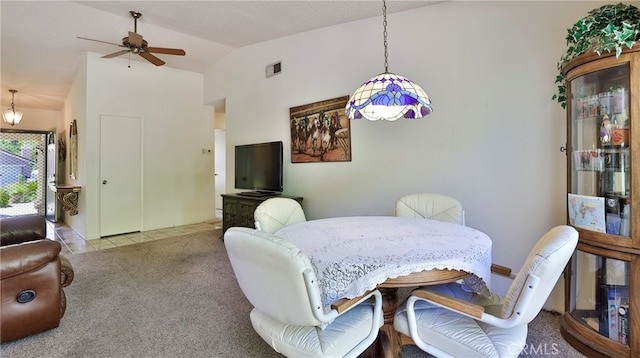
[560,46,640,357]
[221,194,303,233]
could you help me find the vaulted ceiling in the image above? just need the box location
[1,1,439,111]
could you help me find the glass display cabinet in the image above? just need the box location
[560,46,639,357]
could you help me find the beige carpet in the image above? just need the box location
[1,229,585,357]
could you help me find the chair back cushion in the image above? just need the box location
[0,215,47,246]
[501,225,578,322]
[254,197,306,233]
[224,227,321,326]
[394,193,463,224]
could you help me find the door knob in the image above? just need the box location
[102,180,108,184]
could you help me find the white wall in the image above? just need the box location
[65,52,215,240]
[62,55,88,235]
[205,1,611,311]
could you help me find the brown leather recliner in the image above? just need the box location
[0,215,74,343]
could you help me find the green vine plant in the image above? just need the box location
[553,3,640,109]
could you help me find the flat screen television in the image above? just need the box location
[234,141,283,196]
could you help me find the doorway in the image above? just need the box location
[45,131,57,221]
[214,103,226,220]
[0,130,50,218]
[214,129,225,219]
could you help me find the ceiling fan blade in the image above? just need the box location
[147,47,186,56]
[77,36,124,47]
[140,52,165,66]
[128,31,144,47]
[102,50,130,59]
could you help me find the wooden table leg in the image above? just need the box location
[361,287,402,358]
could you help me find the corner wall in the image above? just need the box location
[67,52,215,240]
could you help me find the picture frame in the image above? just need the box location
[289,96,351,163]
[567,194,605,233]
[70,119,78,180]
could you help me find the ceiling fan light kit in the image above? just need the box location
[78,10,186,67]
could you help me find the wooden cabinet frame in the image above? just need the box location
[561,47,640,358]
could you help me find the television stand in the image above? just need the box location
[237,191,282,197]
[221,193,303,235]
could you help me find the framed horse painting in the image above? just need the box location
[289,96,351,163]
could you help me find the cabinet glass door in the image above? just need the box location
[569,250,630,345]
[569,64,631,238]
[567,62,632,347]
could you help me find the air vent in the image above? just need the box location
[266,61,282,78]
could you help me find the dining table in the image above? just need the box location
[275,215,493,358]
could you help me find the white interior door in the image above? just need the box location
[214,129,226,218]
[100,115,142,237]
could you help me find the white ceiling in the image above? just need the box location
[1,1,440,111]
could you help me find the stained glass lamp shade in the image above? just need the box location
[346,72,432,121]
[346,0,433,121]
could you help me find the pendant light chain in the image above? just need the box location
[382,0,389,73]
[9,90,17,111]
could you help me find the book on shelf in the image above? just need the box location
[599,285,629,344]
[607,287,619,341]
[617,296,629,345]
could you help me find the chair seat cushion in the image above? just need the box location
[250,302,378,357]
[394,284,526,358]
[395,300,527,358]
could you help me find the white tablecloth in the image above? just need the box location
[276,216,492,307]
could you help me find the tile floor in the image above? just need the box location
[48,220,223,256]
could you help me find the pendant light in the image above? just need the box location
[346,0,432,121]
[2,89,24,126]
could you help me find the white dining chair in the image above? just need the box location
[394,193,465,225]
[254,197,306,233]
[224,227,383,358]
[394,225,578,358]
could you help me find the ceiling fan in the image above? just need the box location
[78,11,186,66]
